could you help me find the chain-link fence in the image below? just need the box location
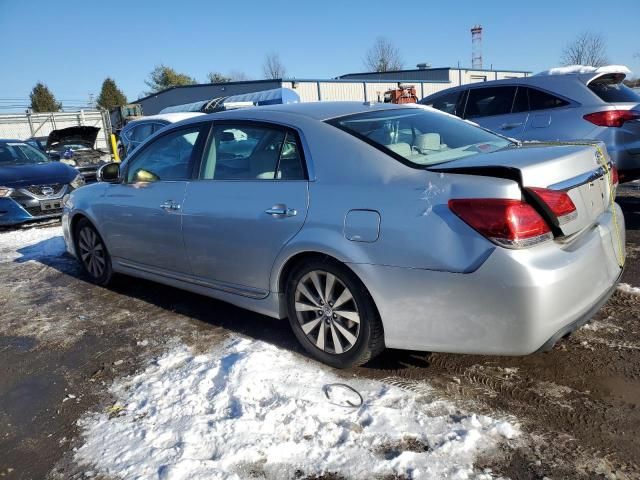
[0,110,112,150]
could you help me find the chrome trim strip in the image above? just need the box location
[117,259,269,299]
[548,166,607,191]
[18,184,68,200]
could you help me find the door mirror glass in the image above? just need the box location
[97,162,120,183]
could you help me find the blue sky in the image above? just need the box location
[0,0,638,109]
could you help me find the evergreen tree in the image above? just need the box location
[144,65,196,94]
[29,82,62,112]
[97,77,127,110]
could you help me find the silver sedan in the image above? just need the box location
[62,102,625,368]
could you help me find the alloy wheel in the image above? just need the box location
[78,226,106,279]
[294,270,361,354]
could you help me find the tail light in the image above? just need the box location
[448,198,552,248]
[527,187,577,226]
[610,164,619,186]
[583,110,640,128]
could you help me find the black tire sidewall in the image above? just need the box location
[74,218,113,286]
[285,259,380,368]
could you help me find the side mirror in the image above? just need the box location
[97,162,121,183]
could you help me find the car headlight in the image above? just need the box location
[0,186,13,198]
[70,174,85,189]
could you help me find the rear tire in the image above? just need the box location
[74,218,113,286]
[285,258,384,368]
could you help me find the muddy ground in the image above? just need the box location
[1,187,640,480]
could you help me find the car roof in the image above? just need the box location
[200,101,425,122]
[126,112,205,126]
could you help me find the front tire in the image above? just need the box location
[74,218,113,286]
[285,259,384,368]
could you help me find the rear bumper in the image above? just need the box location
[348,203,625,355]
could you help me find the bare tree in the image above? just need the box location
[263,53,286,79]
[561,32,609,67]
[364,37,404,72]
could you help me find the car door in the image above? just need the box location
[181,121,309,295]
[464,85,528,138]
[96,123,209,274]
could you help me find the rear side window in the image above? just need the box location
[589,79,640,103]
[423,90,465,116]
[200,124,305,181]
[528,88,569,111]
[464,87,516,119]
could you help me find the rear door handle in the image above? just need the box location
[500,122,523,130]
[265,205,297,218]
[160,200,181,211]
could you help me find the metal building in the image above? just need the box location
[135,66,531,115]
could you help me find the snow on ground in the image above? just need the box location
[0,225,65,263]
[75,338,518,480]
[617,283,640,295]
[535,64,632,76]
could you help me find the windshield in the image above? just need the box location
[0,142,50,165]
[329,107,512,167]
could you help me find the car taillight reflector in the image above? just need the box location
[527,187,577,225]
[583,110,640,128]
[610,164,619,186]
[448,198,552,248]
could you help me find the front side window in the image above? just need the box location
[464,86,517,119]
[125,125,204,183]
[0,142,50,165]
[330,108,512,167]
[200,124,305,180]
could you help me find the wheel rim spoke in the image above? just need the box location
[297,283,320,306]
[324,273,335,304]
[332,288,353,310]
[315,321,325,350]
[329,323,343,354]
[334,309,360,323]
[334,322,357,347]
[295,301,318,312]
[309,272,325,302]
[301,317,322,334]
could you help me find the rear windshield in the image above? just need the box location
[0,142,50,165]
[589,80,640,103]
[329,107,512,167]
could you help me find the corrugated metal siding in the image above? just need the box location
[286,82,319,102]
[0,111,110,149]
[319,82,365,101]
[420,82,453,97]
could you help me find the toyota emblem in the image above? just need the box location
[41,186,54,196]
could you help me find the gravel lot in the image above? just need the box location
[1,186,640,479]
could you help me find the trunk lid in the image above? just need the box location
[432,143,613,237]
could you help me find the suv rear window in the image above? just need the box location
[329,108,512,167]
[589,80,640,103]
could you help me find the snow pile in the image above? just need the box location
[536,65,632,76]
[617,282,640,295]
[75,338,518,479]
[0,225,65,263]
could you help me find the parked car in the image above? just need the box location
[28,126,112,182]
[420,67,640,182]
[0,139,84,226]
[62,102,624,368]
[117,112,204,159]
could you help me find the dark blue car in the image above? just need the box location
[0,140,85,226]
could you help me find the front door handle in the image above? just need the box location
[500,122,523,130]
[265,205,297,218]
[160,200,181,212]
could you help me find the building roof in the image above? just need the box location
[339,66,533,77]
